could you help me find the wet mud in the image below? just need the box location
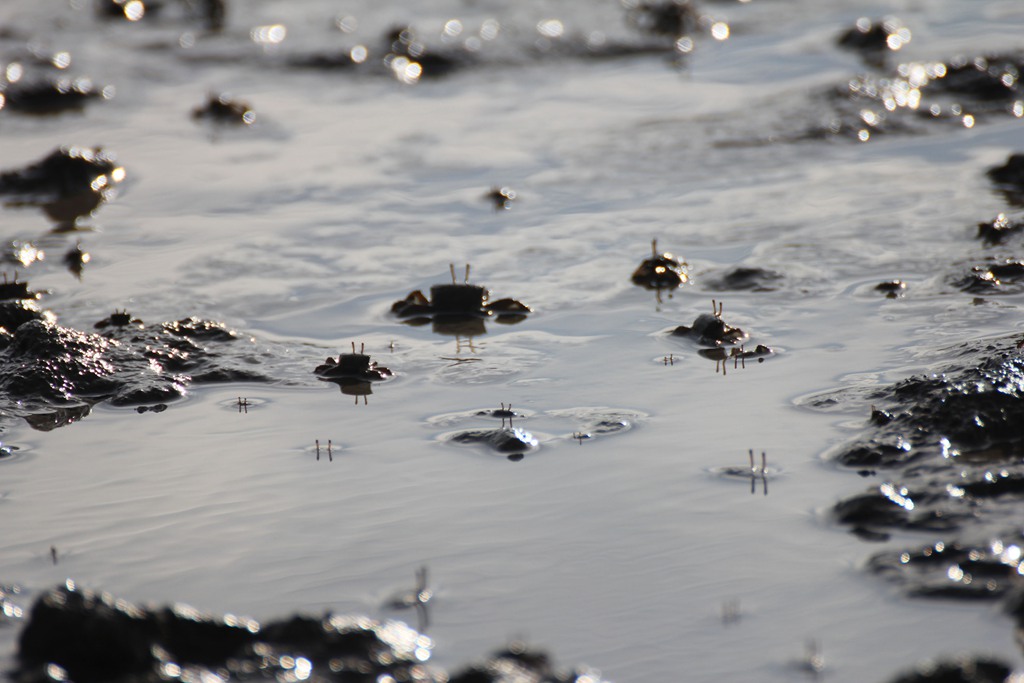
[806,334,1024,604]
[11,582,602,683]
[0,279,280,431]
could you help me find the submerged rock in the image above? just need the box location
[13,582,603,683]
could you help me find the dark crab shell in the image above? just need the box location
[671,312,748,346]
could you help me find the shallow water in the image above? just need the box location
[3,0,1024,680]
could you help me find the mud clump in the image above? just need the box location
[0,312,273,430]
[836,17,911,61]
[13,582,604,683]
[812,334,1024,600]
[954,259,1024,293]
[0,78,108,115]
[976,213,1024,244]
[987,153,1024,206]
[0,146,125,227]
[702,266,783,292]
[884,656,1014,683]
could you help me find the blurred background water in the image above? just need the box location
[2,0,1024,680]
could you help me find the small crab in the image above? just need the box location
[314,342,393,382]
[631,238,689,291]
[485,186,517,210]
[874,279,906,298]
[671,299,748,346]
[0,272,40,301]
[191,93,255,126]
[391,264,531,330]
[94,309,143,329]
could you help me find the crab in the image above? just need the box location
[314,342,393,382]
[191,93,255,126]
[671,299,748,346]
[94,309,143,330]
[391,264,531,331]
[631,238,688,292]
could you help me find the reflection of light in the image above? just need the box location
[480,19,500,41]
[46,665,68,682]
[123,0,144,21]
[537,19,564,38]
[179,32,195,48]
[336,15,357,33]
[1015,101,1023,118]
[251,24,287,45]
[387,55,422,84]
[710,22,729,41]
[52,51,72,69]
[675,37,694,54]
[0,94,5,111]
[443,19,463,38]
[111,166,127,183]
[350,45,368,63]
[860,109,880,126]
[946,564,964,582]
[6,62,23,82]
[294,657,312,680]
[886,28,910,50]
[879,482,914,510]
[962,114,975,128]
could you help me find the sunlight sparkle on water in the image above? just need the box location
[251,24,287,46]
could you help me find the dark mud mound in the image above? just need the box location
[885,656,1014,683]
[0,146,125,227]
[809,334,1024,600]
[0,78,108,116]
[823,335,1024,469]
[0,315,274,430]
[13,582,604,683]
